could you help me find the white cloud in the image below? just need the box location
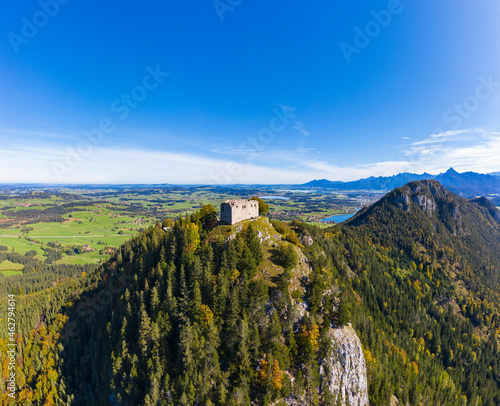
[0,143,433,184]
[210,146,260,156]
[0,127,77,141]
[0,144,329,184]
[411,129,474,146]
[2,127,500,184]
[292,121,309,136]
[401,128,500,174]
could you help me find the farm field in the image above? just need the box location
[0,184,380,272]
[0,259,24,276]
[0,270,23,276]
[0,259,24,271]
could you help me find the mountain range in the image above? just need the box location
[303,167,500,198]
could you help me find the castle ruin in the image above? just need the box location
[220,199,259,225]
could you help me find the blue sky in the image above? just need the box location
[1,0,500,184]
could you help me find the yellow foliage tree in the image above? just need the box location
[259,359,268,387]
[200,304,214,326]
[301,324,320,350]
[271,360,283,390]
[184,223,200,254]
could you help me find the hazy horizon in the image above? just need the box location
[0,166,497,187]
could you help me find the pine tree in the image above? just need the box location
[245,225,263,264]
[191,280,202,322]
[151,285,160,314]
[335,294,351,326]
[236,317,251,386]
[177,319,194,376]
[138,303,152,358]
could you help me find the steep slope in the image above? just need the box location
[346,179,500,294]
[320,326,369,406]
[47,216,368,405]
[340,180,500,404]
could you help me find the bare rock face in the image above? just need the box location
[393,193,410,211]
[276,326,369,406]
[320,325,370,406]
[412,194,436,215]
[299,233,314,247]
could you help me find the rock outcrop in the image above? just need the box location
[412,194,437,215]
[393,192,411,211]
[320,325,370,406]
[279,325,370,405]
[299,232,314,247]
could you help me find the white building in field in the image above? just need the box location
[220,199,259,225]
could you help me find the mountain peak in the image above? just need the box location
[347,180,458,227]
[445,167,459,175]
[406,179,449,195]
[348,179,500,243]
[394,179,452,215]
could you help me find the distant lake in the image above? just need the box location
[260,195,290,200]
[275,189,317,194]
[322,213,356,223]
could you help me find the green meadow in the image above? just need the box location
[0,260,24,271]
[0,200,154,266]
[0,186,372,271]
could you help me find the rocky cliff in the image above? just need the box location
[320,325,370,406]
[232,218,370,406]
[277,325,370,406]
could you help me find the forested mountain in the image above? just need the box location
[2,180,500,405]
[3,215,363,405]
[346,179,500,300]
[303,168,500,198]
[344,180,500,404]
